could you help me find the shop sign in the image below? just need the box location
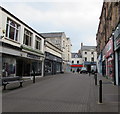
[105,38,113,58]
[71,65,83,67]
[114,37,120,50]
[27,53,40,60]
[84,61,96,65]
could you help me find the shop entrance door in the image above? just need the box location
[16,59,23,77]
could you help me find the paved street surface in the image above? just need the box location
[2,73,119,112]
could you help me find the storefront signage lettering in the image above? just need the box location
[116,38,120,46]
[27,54,40,60]
[105,39,113,58]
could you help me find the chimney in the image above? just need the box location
[81,43,83,48]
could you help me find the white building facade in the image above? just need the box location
[80,44,97,72]
[71,53,83,72]
[0,7,45,78]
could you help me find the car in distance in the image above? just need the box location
[80,67,88,74]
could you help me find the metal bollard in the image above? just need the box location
[99,80,102,103]
[94,73,97,85]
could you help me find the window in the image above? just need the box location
[85,52,87,54]
[85,57,87,61]
[91,52,94,54]
[6,18,20,41]
[91,57,94,62]
[35,36,41,50]
[23,29,32,46]
[72,61,74,64]
[77,61,79,64]
[63,41,65,48]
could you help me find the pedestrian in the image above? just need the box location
[73,69,75,73]
[76,68,80,74]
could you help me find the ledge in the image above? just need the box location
[21,44,44,55]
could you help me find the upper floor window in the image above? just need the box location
[35,36,41,50]
[85,52,87,54]
[85,57,87,61]
[6,18,20,41]
[72,61,74,64]
[23,29,32,46]
[91,52,94,54]
[77,61,79,64]
[91,57,94,62]
[63,41,65,48]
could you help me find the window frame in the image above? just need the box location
[23,29,33,46]
[6,18,20,41]
[35,36,41,50]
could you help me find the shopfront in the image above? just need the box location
[105,38,114,81]
[97,53,102,75]
[102,48,106,76]
[2,53,43,77]
[114,23,120,85]
[44,52,62,76]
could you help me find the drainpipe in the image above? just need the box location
[112,31,116,85]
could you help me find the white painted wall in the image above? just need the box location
[82,50,97,62]
[1,9,45,54]
[71,58,83,64]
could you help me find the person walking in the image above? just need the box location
[76,68,80,74]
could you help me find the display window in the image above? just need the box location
[2,56,16,77]
[45,60,52,74]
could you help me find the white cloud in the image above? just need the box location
[1,0,103,52]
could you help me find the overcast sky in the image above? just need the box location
[1,0,103,52]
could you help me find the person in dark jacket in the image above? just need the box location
[76,68,80,74]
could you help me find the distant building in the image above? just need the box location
[80,43,97,72]
[71,53,83,72]
[41,32,72,72]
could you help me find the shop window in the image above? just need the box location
[35,36,41,50]
[2,57,16,77]
[23,29,32,46]
[45,60,52,74]
[6,18,20,41]
[56,63,60,72]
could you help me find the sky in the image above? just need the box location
[1,0,103,52]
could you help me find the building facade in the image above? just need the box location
[41,32,72,72]
[0,7,45,78]
[80,44,97,72]
[44,40,62,76]
[96,2,120,85]
[71,53,83,72]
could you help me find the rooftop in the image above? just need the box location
[40,32,64,38]
[71,53,82,58]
